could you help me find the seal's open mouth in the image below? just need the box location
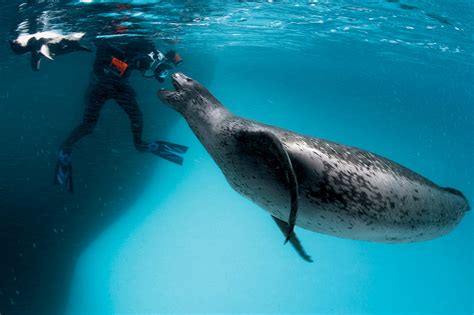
[158,72,186,102]
[171,73,183,91]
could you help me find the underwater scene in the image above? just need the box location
[0,0,472,314]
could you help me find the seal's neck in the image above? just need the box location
[182,99,231,150]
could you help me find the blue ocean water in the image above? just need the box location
[0,1,472,314]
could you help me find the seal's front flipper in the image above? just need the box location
[272,216,313,262]
[235,130,299,241]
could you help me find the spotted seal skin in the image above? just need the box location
[159,73,470,244]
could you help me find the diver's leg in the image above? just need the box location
[115,84,188,165]
[115,86,147,152]
[60,84,108,153]
[55,82,108,193]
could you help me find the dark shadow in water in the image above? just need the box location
[0,51,172,313]
[0,1,218,313]
[0,33,215,315]
[0,133,158,315]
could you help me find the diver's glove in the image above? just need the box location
[165,50,183,66]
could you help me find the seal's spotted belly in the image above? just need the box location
[215,121,468,243]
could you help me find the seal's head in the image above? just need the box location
[158,72,221,116]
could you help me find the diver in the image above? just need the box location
[55,37,188,193]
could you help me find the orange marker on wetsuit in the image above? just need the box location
[109,57,128,77]
[172,52,183,66]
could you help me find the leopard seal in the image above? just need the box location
[159,72,470,261]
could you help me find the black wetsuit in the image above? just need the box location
[61,38,171,153]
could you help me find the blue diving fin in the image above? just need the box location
[54,150,74,193]
[148,141,189,165]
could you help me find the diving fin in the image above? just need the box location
[272,216,313,262]
[30,45,53,71]
[236,130,299,242]
[40,44,54,60]
[148,141,189,165]
[54,150,74,194]
[30,51,41,71]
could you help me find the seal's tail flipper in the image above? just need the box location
[444,187,465,197]
[272,216,313,262]
[236,130,299,241]
[444,187,470,211]
[148,141,189,165]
